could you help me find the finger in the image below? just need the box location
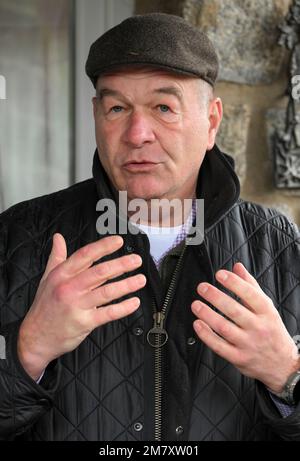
[61,236,124,278]
[232,263,261,289]
[232,263,261,309]
[191,300,245,345]
[196,282,255,327]
[71,253,143,292]
[85,273,146,308]
[92,296,141,327]
[215,269,270,314]
[193,319,239,363]
[42,233,67,281]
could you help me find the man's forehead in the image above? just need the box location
[96,65,199,89]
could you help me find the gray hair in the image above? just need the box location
[198,79,214,111]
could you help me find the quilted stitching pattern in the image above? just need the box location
[0,180,300,440]
[187,200,300,441]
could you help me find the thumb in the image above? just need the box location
[42,233,67,281]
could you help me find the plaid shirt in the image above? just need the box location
[152,199,197,268]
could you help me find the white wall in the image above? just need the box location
[75,0,134,182]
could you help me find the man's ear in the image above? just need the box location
[207,98,223,151]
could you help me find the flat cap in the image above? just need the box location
[85,13,218,87]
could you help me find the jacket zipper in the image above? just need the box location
[147,245,187,441]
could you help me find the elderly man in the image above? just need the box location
[0,13,300,442]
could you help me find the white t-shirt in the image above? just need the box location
[135,222,184,263]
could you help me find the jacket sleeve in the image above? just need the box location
[0,208,61,440]
[0,320,61,440]
[256,382,300,440]
[255,216,300,440]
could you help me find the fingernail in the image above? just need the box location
[194,320,202,331]
[115,236,123,245]
[137,274,146,284]
[132,297,140,307]
[193,302,202,313]
[199,284,208,294]
[131,255,142,264]
[217,270,228,281]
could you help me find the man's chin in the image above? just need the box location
[124,180,167,201]
[127,189,165,201]
[127,188,163,201]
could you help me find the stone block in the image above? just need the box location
[266,106,300,193]
[216,104,251,186]
[183,0,291,84]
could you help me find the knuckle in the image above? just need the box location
[77,244,91,260]
[227,305,238,320]
[212,342,223,357]
[218,321,231,337]
[100,283,113,300]
[118,256,131,272]
[256,323,269,339]
[46,268,60,286]
[109,304,120,321]
[93,261,108,279]
[53,283,71,303]
[243,285,252,299]
[104,304,119,322]
[73,312,89,331]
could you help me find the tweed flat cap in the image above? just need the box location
[85,13,218,87]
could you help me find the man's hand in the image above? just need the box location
[191,262,300,394]
[18,234,146,380]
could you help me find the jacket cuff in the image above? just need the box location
[256,381,300,440]
[0,319,61,438]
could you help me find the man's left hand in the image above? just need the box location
[191,262,300,394]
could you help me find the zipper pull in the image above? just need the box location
[147,311,169,348]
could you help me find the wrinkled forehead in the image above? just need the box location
[95,64,201,87]
[94,65,214,109]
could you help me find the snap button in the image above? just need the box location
[133,327,144,336]
[133,422,143,432]
[176,426,184,436]
[187,337,196,346]
[126,245,134,253]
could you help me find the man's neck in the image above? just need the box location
[127,196,196,228]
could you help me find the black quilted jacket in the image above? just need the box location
[0,145,300,441]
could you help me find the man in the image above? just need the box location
[0,13,300,441]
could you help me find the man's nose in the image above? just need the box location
[123,111,156,147]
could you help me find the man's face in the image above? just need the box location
[93,68,222,202]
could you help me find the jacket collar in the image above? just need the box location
[92,144,240,230]
[196,144,240,229]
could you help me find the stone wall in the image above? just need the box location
[135,0,300,224]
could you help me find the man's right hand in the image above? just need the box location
[17,234,146,380]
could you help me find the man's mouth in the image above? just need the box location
[123,161,159,172]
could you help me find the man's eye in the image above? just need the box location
[158,105,170,113]
[110,106,123,113]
